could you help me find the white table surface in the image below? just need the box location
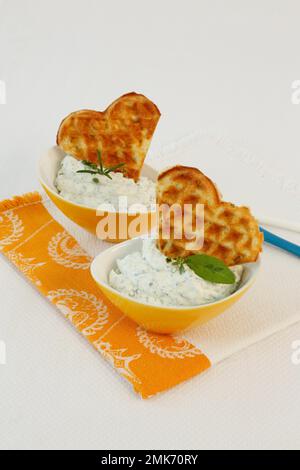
[0,0,300,450]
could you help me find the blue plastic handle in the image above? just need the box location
[260,227,300,258]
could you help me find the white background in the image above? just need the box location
[0,0,300,450]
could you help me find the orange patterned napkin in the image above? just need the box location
[0,193,211,398]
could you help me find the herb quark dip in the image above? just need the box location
[109,238,243,307]
[55,155,156,210]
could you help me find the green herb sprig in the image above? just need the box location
[167,254,236,284]
[166,257,186,274]
[77,149,125,180]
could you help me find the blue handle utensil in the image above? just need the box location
[260,227,300,258]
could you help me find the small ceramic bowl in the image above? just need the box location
[91,237,261,334]
[38,146,158,243]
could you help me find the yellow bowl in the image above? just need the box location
[38,146,158,243]
[91,237,261,334]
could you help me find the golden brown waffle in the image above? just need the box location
[57,92,161,181]
[157,165,221,207]
[157,165,263,266]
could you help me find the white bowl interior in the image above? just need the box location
[38,145,158,201]
[39,145,65,192]
[91,237,260,310]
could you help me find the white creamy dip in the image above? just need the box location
[55,155,156,210]
[109,238,243,307]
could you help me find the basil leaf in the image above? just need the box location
[185,254,236,284]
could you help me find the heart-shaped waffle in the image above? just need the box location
[57,92,161,181]
[157,165,263,266]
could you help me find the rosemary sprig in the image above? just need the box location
[77,150,125,180]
